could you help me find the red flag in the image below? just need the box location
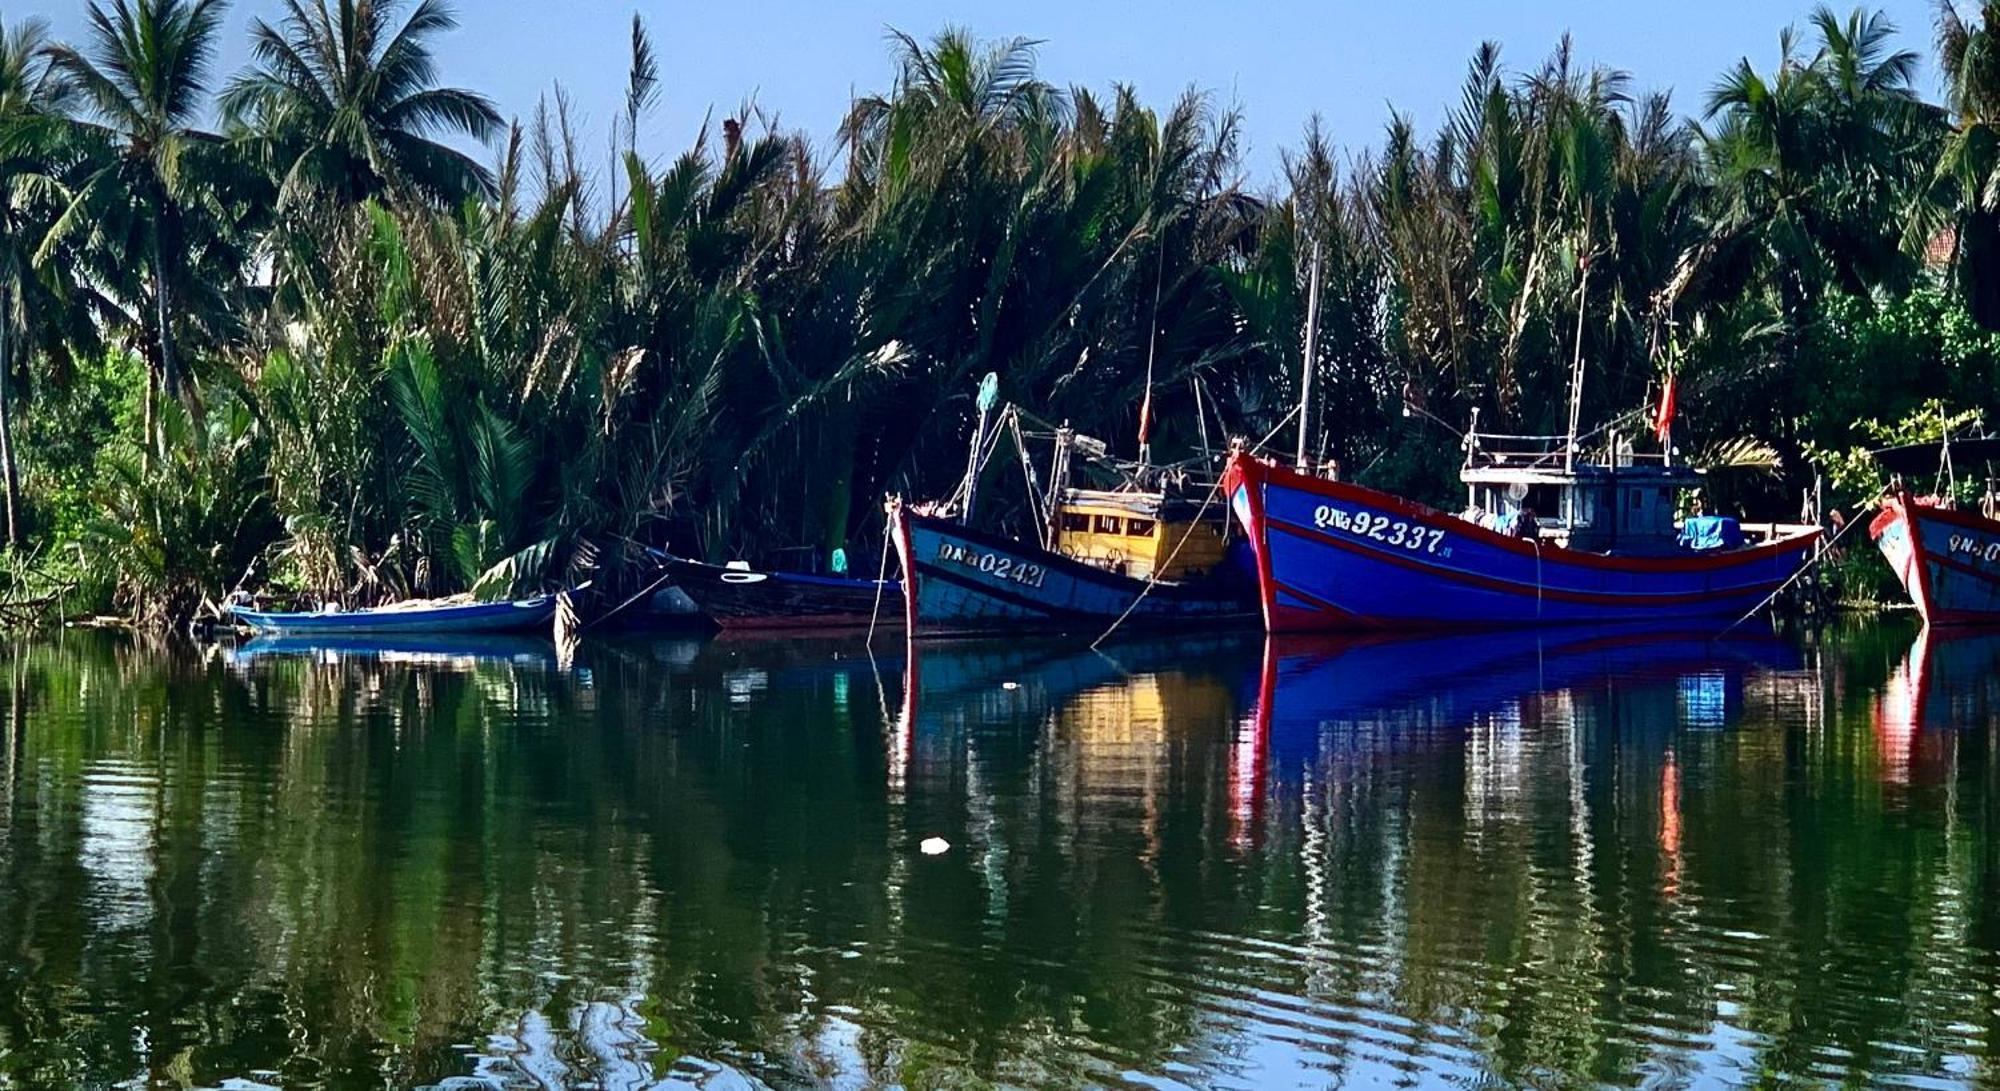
[1137,389,1154,446]
[1653,372,1677,444]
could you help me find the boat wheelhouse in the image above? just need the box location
[1047,487,1232,580]
[1459,434,1705,553]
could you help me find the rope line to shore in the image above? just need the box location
[1722,514,1869,633]
[1089,478,1224,650]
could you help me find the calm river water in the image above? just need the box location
[0,620,1996,1089]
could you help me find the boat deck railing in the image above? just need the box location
[1464,432,1673,473]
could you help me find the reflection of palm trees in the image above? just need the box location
[7,626,2000,1087]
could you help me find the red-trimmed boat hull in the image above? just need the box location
[1871,492,2000,626]
[1222,454,1822,632]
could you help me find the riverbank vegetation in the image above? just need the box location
[2,0,1998,626]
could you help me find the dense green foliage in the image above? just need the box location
[3,0,2000,623]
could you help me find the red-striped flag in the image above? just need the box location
[1653,372,1677,444]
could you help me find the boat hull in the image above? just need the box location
[1871,493,2000,625]
[228,596,557,636]
[889,505,1256,635]
[1223,455,1822,631]
[663,556,902,631]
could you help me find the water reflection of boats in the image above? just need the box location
[1876,628,2000,781]
[892,633,1261,805]
[225,632,558,668]
[1913,627,2000,726]
[1252,624,1802,764]
[901,634,1258,716]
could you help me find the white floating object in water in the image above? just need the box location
[920,837,951,856]
[1000,681,1019,690]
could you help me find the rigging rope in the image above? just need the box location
[866,527,893,643]
[1088,477,1224,650]
[1721,515,1867,633]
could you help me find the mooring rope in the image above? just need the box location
[1721,513,1869,634]
[866,522,894,644]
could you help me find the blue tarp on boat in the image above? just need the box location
[1678,515,1745,553]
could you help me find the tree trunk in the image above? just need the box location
[149,222,181,406]
[142,366,157,470]
[1963,210,2000,333]
[0,293,20,548]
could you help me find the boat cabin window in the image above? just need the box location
[1126,518,1156,538]
[1094,514,1123,534]
[1062,512,1092,533]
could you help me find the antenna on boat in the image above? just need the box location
[1294,238,1322,472]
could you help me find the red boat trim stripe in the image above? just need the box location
[1271,579,1370,619]
[1908,501,2000,535]
[1927,551,2000,589]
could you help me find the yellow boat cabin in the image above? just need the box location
[1051,488,1230,581]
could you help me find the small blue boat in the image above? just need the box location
[226,594,558,636]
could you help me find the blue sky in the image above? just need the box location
[30,0,1938,188]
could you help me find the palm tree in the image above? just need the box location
[1704,8,1934,308]
[1932,0,2000,326]
[221,0,503,209]
[0,16,81,545]
[42,0,232,418]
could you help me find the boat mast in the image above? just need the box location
[1043,424,1073,550]
[1294,238,1322,472]
[960,372,1000,526]
[1564,234,1593,474]
[1560,259,1592,475]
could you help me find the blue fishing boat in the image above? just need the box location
[226,594,558,636]
[1224,433,1822,631]
[888,495,1255,635]
[886,374,1256,635]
